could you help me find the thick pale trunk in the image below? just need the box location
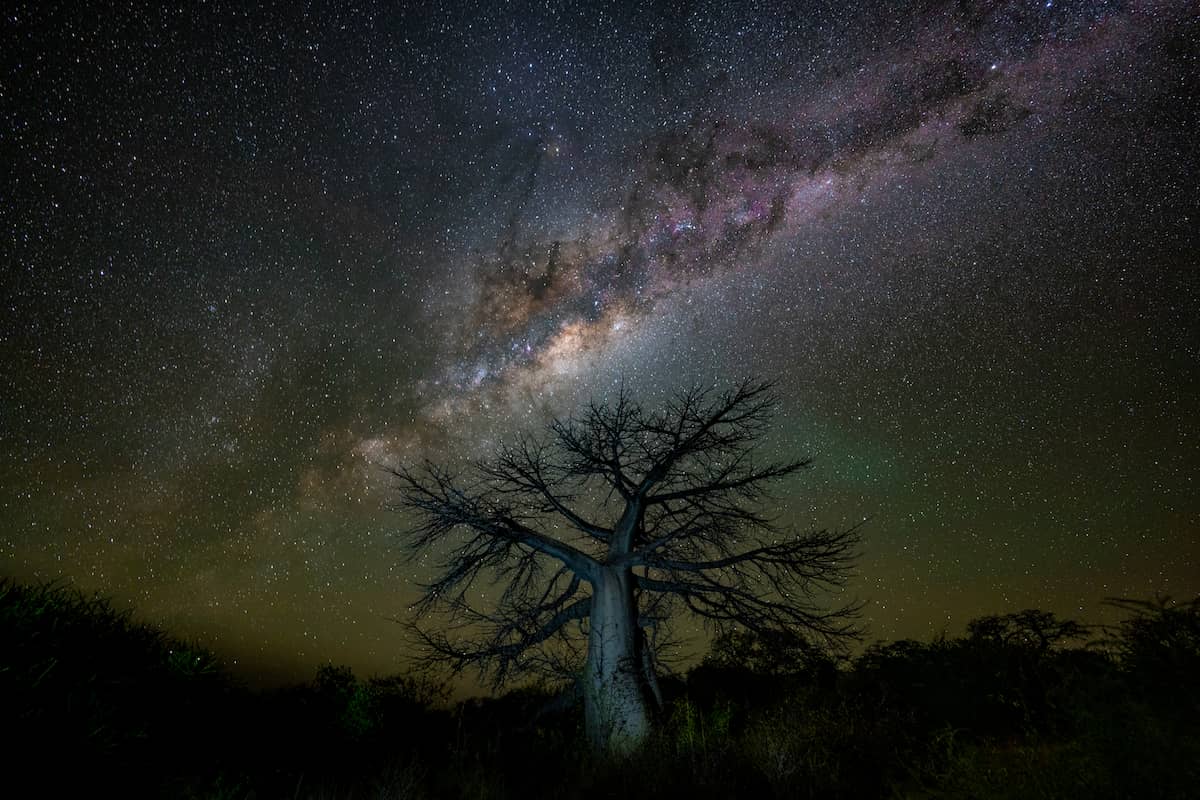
[583,566,653,754]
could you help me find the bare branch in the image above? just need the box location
[388,378,865,689]
[389,462,599,580]
[634,523,865,651]
[479,437,613,542]
[408,593,592,688]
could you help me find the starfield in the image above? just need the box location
[2,0,1196,797]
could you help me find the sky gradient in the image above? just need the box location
[3,0,1197,688]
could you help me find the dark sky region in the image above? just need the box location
[2,0,1196,689]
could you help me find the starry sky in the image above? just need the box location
[2,0,1197,688]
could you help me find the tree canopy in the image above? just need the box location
[392,379,862,751]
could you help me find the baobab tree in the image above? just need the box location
[391,380,862,753]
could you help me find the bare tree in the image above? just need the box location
[390,379,862,753]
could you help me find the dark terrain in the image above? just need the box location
[3,577,1196,799]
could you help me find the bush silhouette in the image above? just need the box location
[1105,595,1200,711]
[0,578,240,794]
[4,576,1197,799]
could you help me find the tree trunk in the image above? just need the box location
[583,565,653,754]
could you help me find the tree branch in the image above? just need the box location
[390,462,600,580]
[388,378,865,687]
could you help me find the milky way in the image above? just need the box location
[405,0,1190,436]
[3,0,1196,687]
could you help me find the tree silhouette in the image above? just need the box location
[391,379,862,753]
[1104,595,1200,714]
[966,609,1090,653]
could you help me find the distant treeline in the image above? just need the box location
[2,577,1197,799]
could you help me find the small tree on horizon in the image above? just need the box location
[391,379,863,754]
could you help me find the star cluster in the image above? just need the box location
[2,0,1196,686]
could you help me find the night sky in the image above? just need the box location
[3,0,1197,689]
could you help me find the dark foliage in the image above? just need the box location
[2,576,1197,799]
[0,578,241,795]
[0,577,450,798]
[1102,595,1200,717]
